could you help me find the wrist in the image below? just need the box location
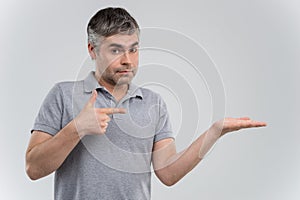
[209,123,223,139]
[72,119,86,139]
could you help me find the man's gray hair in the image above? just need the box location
[87,7,140,50]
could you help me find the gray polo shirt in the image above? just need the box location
[32,71,174,200]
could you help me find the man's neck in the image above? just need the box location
[98,79,128,102]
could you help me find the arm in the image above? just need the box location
[26,90,125,180]
[152,117,267,186]
[26,122,80,180]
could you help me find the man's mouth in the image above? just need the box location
[116,70,132,74]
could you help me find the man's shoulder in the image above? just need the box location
[45,80,85,100]
[54,79,83,88]
[137,86,164,102]
[53,79,84,92]
[138,87,156,95]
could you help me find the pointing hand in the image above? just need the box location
[74,90,126,138]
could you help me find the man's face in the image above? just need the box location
[92,32,139,87]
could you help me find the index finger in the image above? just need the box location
[238,119,267,128]
[97,107,126,115]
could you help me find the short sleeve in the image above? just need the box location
[31,84,64,136]
[154,96,175,143]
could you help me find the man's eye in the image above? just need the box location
[111,49,121,54]
[129,48,138,53]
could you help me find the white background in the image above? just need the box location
[1,0,299,199]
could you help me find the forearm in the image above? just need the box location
[155,117,266,186]
[155,127,220,186]
[26,120,81,180]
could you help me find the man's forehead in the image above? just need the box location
[102,33,139,47]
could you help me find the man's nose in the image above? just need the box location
[120,52,132,65]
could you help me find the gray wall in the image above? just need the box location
[1,0,299,199]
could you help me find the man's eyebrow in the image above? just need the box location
[130,42,139,47]
[108,42,139,48]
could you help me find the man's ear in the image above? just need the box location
[88,43,97,60]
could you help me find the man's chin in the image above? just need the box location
[115,77,133,86]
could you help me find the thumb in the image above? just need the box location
[87,90,97,107]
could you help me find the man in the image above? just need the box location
[26,7,266,200]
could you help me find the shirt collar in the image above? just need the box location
[127,83,143,99]
[83,71,143,99]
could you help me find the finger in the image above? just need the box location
[238,117,251,120]
[103,117,111,123]
[240,120,267,128]
[251,121,267,127]
[103,127,107,133]
[100,121,108,127]
[102,122,108,132]
[98,107,126,115]
[87,90,97,107]
[96,114,111,124]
